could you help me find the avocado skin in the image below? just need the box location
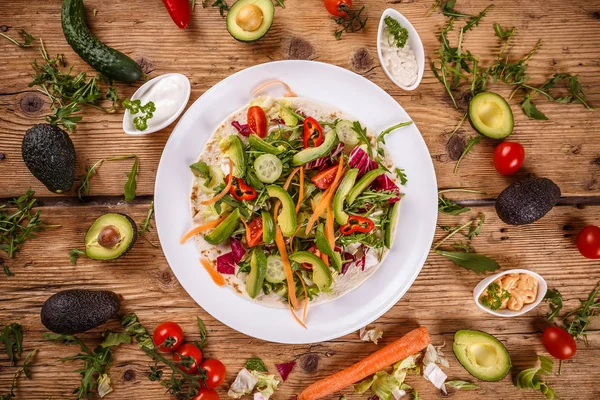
[22,124,76,193]
[41,289,120,334]
[495,177,561,225]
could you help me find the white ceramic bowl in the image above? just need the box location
[473,269,548,317]
[123,73,191,135]
[377,8,425,91]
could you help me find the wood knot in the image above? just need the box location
[0,25,8,32]
[158,270,173,285]
[300,353,320,373]
[592,11,600,19]
[135,57,155,74]
[20,94,44,114]
[0,153,5,161]
[352,48,373,72]
[286,37,314,60]
[446,134,467,161]
[591,157,600,166]
[456,90,473,111]
[123,369,136,381]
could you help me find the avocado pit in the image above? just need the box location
[85,213,137,260]
[98,225,122,248]
[236,4,263,31]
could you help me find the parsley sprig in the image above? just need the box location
[480,282,511,310]
[384,16,408,48]
[122,99,156,131]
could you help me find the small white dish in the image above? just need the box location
[377,8,425,91]
[473,269,548,317]
[123,73,191,135]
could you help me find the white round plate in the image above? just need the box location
[155,60,437,344]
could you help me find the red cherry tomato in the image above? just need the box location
[200,359,227,389]
[493,142,525,175]
[324,0,352,17]
[542,326,576,360]
[247,106,267,138]
[193,388,220,400]
[311,164,339,190]
[577,225,600,259]
[161,0,191,29]
[246,216,263,248]
[153,322,184,352]
[173,343,203,374]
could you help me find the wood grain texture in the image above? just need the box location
[0,0,599,198]
[1,202,600,399]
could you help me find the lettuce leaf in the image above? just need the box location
[251,370,280,399]
[228,368,258,399]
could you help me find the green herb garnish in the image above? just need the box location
[454,136,480,173]
[139,201,157,247]
[3,263,14,277]
[562,281,600,343]
[77,155,138,201]
[395,168,408,185]
[543,288,563,321]
[0,28,35,47]
[480,282,511,310]
[0,349,37,400]
[0,323,23,365]
[124,157,139,202]
[514,356,558,399]
[351,120,373,158]
[384,16,408,48]
[69,248,86,265]
[122,99,156,131]
[202,0,229,16]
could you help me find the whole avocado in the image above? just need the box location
[41,289,121,334]
[22,124,76,193]
[495,177,561,225]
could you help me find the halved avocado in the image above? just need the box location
[468,92,514,139]
[85,214,137,260]
[227,0,274,42]
[453,330,511,382]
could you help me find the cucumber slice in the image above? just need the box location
[335,120,359,146]
[265,255,286,283]
[254,154,283,183]
[384,201,400,249]
[262,210,275,244]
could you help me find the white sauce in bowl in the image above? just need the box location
[380,27,418,87]
[136,74,188,131]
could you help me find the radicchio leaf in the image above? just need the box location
[216,253,236,274]
[232,121,251,137]
[371,174,401,203]
[231,238,246,263]
[275,361,296,382]
[348,146,377,177]
[305,143,344,170]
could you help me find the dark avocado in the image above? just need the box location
[41,289,121,334]
[85,214,137,260]
[495,177,561,225]
[22,124,76,193]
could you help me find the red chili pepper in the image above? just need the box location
[162,0,191,29]
[340,215,375,235]
[303,117,324,148]
[226,175,257,201]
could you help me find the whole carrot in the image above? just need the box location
[298,327,431,400]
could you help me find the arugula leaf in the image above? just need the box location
[493,23,515,39]
[521,95,548,120]
[78,155,137,201]
[124,157,139,202]
[438,195,470,215]
[274,0,285,7]
[202,0,229,16]
[435,250,501,274]
[3,263,14,277]
[563,281,600,342]
[352,121,373,158]
[446,380,478,390]
[139,201,157,247]
[384,16,409,48]
[121,314,154,351]
[454,136,480,173]
[514,356,557,399]
[0,29,35,47]
[101,331,131,348]
[376,121,413,146]
[395,168,408,185]
[190,161,212,186]
[0,349,37,399]
[0,323,23,365]
[69,248,86,265]
[196,317,208,349]
[245,357,268,372]
[543,288,563,321]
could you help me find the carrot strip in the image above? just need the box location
[298,327,431,400]
[200,258,226,287]
[295,271,309,323]
[252,80,297,97]
[200,159,233,205]
[305,159,345,235]
[275,226,298,309]
[274,167,301,222]
[180,217,226,244]
[288,298,307,329]
[325,202,335,250]
[295,167,304,213]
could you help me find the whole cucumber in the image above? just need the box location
[61,0,142,83]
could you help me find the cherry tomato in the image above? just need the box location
[173,343,203,374]
[493,142,525,175]
[200,359,227,389]
[311,164,339,190]
[303,117,324,148]
[246,216,263,248]
[577,225,600,259]
[192,388,220,400]
[247,106,267,138]
[153,322,184,352]
[324,0,352,17]
[542,326,576,360]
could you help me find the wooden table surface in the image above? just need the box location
[1,0,600,399]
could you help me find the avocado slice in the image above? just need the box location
[204,209,241,245]
[453,330,511,382]
[22,124,76,193]
[314,224,342,272]
[346,169,386,205]
[249,134,285,155]
[289,251,332,291]
[227,0,274,42]
[261,210,275,244]
[219,135,247,178]
[468,92,514,139]
[246,249,267,298]
[333,168,359,225]
[384,200,400,249]
[85,214,137,260]
[292,130,340,166]
[266,185,297,237]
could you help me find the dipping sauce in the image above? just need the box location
[479,273,538,311]
[380,21,418,87]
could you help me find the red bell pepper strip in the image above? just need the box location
[226,175,257,201]
[340,215,375,235]
[162,0,191,29]
[303,117,324,148]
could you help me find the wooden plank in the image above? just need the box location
[1,202,599,398]
[1,0,599,198]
